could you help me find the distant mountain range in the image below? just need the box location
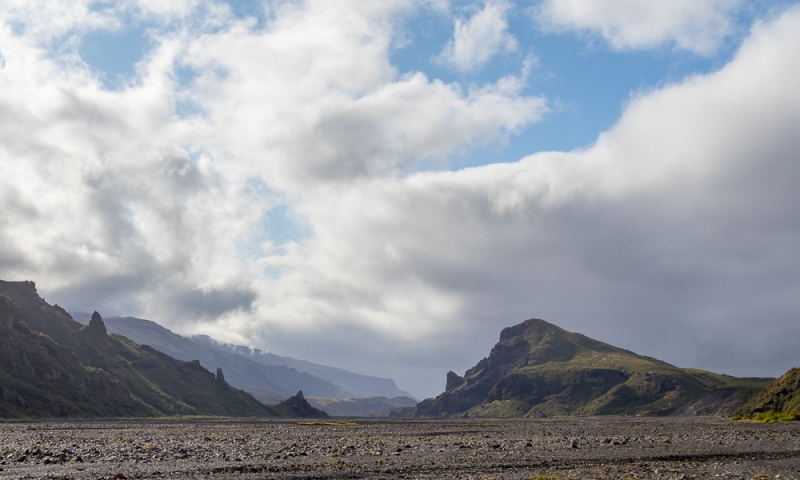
[70,312,415,416]
[191,335,415,400]
[305,395,417,417]
[6,276,789,421]
[0,280,277,418]
[415,318,773,418]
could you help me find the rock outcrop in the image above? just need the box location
[87,311,107,336]
[446,371,465,392]
[274,391,329,418]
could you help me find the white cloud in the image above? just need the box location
[214,6,800,396]
[2,0,800,399]
[438,0,518,72]
[0,0,120,43]
[180,0,544,189]
[0,0,545,397]
[536,0,742,54]
[129,0,207,19]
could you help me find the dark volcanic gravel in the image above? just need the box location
[1,417,799,479]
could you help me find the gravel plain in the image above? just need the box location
[1,417,799,479]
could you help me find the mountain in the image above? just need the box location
[0,280,276,419]
[191,335,415,399]
[306,395,417,417]
[70,313,414,402]
[415,318,770,418]
[733,367,800,420]
[71,314,352,404]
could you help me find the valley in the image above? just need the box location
[1,418,799,479]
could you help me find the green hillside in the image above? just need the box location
[733,367,800,421]
[0,280,278,419]
[415,318,769,418]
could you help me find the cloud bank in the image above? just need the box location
[1,1,799,397]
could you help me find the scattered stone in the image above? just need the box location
[0,417,796,479]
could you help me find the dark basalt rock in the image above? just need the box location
[275,391,329,418]
[88,311,107,336]
[446,371,465,392]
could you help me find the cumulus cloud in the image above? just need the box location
[2,0,800,398]
[211,6,800,396]
[438,0,518,72]
[0,0,120,43]
[536,0,742,54]
[176,0,544,189]
[0,0,544,389]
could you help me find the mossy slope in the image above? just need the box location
[0,280,278,419]
[733,367,800,420]
[415,318,769,418]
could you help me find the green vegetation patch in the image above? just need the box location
[733,367,800,420]
[297,420,357,426]
[738,410,800,423]
[466,400,529,418]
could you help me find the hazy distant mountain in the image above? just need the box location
[70,313,353,404]
[192,335,416,400]
[305,395,417,417]
[71,313,414,402]
[0,280,277,419]
[415,318,770,418]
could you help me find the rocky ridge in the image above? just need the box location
[0,280,276,418]
[70,313,415,406]
[415,318,770,418]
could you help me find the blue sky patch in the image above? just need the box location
[80,25,151,90]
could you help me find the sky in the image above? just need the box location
[1,0,800,400]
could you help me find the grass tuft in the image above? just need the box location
[752,410,800,423]
[297,420,357,426]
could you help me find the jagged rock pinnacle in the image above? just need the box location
[89,311,107,336]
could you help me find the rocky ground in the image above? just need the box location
[0,417,798,479]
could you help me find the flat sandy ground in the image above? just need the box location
[1,417,799,479]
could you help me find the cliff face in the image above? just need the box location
[415,318,770,418]
[0,280,278,419]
